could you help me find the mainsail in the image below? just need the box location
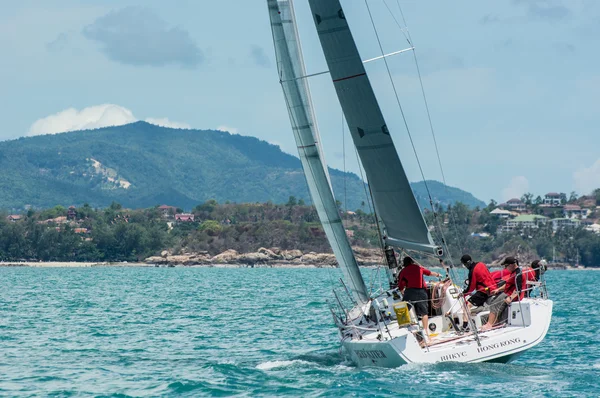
[267,0,369,303]
[308,0,442,256]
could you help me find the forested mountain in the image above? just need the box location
[412,180,485,210]
[0,122,484,211]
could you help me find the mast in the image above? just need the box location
[267,0,369,303]
[308,0,442,257]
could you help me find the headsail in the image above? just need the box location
[267,0,369,303]
[308,0,442,256]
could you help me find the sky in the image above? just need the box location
[1,0,599,204]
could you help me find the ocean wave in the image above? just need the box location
[256,359,313,370]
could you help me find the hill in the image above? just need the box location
[412,180,486,210]
[0,122,484,210]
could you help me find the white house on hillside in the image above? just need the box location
[505,214,549,230]
[563,205,590,219]
[505,198,526,211]
[490,208,512,219]
[551,217,581,232]
[544,192,562,206]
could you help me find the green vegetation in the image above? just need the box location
[0,122,483,211]
[427,199,600,267]
[1,198,599,266]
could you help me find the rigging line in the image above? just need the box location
[353,145,388,285]
[353,146,376,234]
[390,0,467,259]
[409,68,465,254]
[273,1,370,300]
[382,0,466,260]
[363,0,432,213]
[382,0,413,47]
[375,1,465,297]
[364,0,456,270]
[342,112,347,212]
[359,151,389,284]
[280,48,414,84]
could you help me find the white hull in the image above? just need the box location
[342,298,553,367]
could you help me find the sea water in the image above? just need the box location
[0,267,598,397]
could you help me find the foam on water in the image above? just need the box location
[256,359,312,370]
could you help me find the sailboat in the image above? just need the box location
[267,0,552,367]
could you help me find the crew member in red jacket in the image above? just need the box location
[460,254,497,331]
[520,266,537,297]
[492,257,537,298]
[462,254,497,305]
[490,266,511,287]
[519,260,545,297]
[397,256,442,342]
[530,259,547,281]
[483,256,524,330]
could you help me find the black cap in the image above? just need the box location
[502,256,518,266]
[460,254,472,264]
[531,260,541,268]
[402,256,414,267]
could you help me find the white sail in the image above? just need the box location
[267,0,369,303]
[308,0,442,256]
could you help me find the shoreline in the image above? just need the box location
[1,261,597,270]
[0,261,153,268]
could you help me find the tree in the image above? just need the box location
[195,199,218,214]
[286,196,297,206]
[199,220,222,236]
[559,193,567,205]
[521,193,533,207]
[298,199,305,206]
[568,191,578,203]
[593,188,600,205]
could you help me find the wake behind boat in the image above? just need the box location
[266,0,552,367]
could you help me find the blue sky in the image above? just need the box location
[1,0,599,204]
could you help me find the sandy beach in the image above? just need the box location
[0,261,152,267]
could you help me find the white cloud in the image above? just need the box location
[28,104,190,135]
[145,118,190,129]
[501,176,529,201]
[217,125,239,135]
[28,104,136,135]
[573,159,600,195]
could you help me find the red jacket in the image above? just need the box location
[505,267,536,300]
[490,268,511,284]
[465,262,497,295]
[521,267,537,297]
[397,263,431,290]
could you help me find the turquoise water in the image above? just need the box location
[0,267,598,397]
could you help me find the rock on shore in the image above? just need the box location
[144,247,384,268]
